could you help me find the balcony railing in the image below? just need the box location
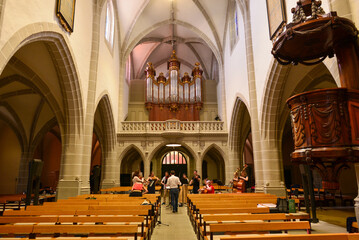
[120,120,225,133]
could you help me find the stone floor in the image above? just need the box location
[151,204,348,239]
[151,203,197,240]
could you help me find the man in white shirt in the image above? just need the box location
[167,170,181,213]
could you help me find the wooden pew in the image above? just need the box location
[205,221,311,240]
[3,209,151,227]
[199,213,305,239]
[0,216,58,224]
[194,207,270,230]
[0,224,140,240]
[0,194,26,214]
[220,233,359,240]
[0,216,147,238]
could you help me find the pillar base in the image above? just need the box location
[255,186,264,193]
[264,185,287,197]
[56,180,81,199]
[80,180,90,196]
[101,179,120,190]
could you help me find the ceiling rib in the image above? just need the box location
[186,42,209,79]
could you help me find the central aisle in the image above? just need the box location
[151,204,197,240]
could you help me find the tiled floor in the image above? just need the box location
[151,204,197,240]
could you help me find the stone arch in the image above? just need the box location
[147,141,198,166]
[118,144,146,166]
[227,96,252,183]
[229,96,250,151]
[261,60,338,143]
[0,23,84,137]
[94,93,116,152]
[201,143,226,163]
[92,93,117,188]
[147,141,198,178]
[118,144,145,186]
[201,143,226,183]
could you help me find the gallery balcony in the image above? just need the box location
[119,120,226,136]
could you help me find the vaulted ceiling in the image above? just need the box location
[116,0,230,81]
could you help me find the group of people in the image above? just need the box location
[131,170,159,194]
[131,169,216,213]
[131,167,249,212]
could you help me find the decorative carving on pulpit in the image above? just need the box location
[145,50,203,121]
[292,0,325,23]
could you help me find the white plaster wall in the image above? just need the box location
[96,4,120,130]
[349,0,359,24]
[249,0,331,124]
[0,0,93,112]
[223,6,249,128]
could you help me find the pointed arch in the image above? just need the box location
[201,143,226,163]
[147,141,198,165]
[118,144,146,165]
[95,93,116,152]
[0,23,84,137]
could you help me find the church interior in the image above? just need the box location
[0,0,359,239]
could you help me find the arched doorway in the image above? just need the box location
[120,147,144,186]
[90,95,116,191]
[228,97,253,187]
[150,145,196,179]
[90,132,102,193]
[161,151,187,177]
[202,146,225,184]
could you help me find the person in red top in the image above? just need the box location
[204,180,215,194]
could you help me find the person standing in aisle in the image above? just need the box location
[167,170,181,213]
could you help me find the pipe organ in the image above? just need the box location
[145,50,203,121]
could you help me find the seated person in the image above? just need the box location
[132,170,148,194]
[200,180,215,194]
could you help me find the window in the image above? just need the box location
[105,0,114,49]
[162,151,187,165]
[235,9,239,37]
[230,1,240,51]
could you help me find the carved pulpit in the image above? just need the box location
[145,50,203,121]
[272,0,359,221]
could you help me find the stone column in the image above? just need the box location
[144,157,151,179]
[16,151,32,194]
[101,147,120,189]
[261,140,286,197]
[238,0,264,192]
[196,155,202,185]
[57,133,84,199]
